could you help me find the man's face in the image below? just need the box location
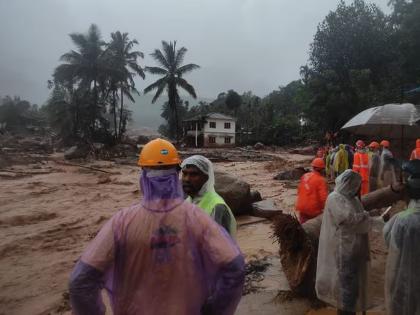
[182,165,208,197]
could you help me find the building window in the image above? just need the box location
[209,121,216,128]
[209,136,216,144]
[224,137,231,144]
[224,122,231,129]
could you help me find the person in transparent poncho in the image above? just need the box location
[181,155,237,237]
[68,138,245,315]
[383,160,420,315]
[316,169,385,315]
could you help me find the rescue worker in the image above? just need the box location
[345,145,354,169]
[333,144,349,177]
[295,158,328,224]
[316,170,384,315]
[69,138,245,315]
[326,147,337,180]
[409,138,420,160]
[383,160,420,315]
[353,140,370,195]
[379,140,396,187]
[368,141,380,192]
[181,155,237,237]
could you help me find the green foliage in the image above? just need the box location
[48,24,145,144]
[0,96,43,132]
[144,41,200,140]
[302,0,402,133]
[225,90,242,115]
[390,0,420,103]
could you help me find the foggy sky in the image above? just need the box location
[0,0,390,105]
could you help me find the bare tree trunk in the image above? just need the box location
[174,101,179,142]
[92,79,98,139]
[113,90,117,140]
[118,88,124,141]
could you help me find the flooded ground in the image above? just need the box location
[0,151,388,314]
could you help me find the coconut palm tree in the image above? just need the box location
[53,24,106,137]
[144,41,200,140]
[106,31,145,140]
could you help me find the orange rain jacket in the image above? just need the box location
[410,139,420,160]
[353,150,370,195]
[296,171,328,217]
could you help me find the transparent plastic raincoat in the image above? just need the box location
[69,168,245,315]
[379,148,396,187]
[316,170,373,312]
[383,199,420,315]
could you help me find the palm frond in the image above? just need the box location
[60,50,83,63]
[145,66,167,75]
[128,62,145,79]
[174,47,187,68]
[150,49,170,69]
[69,33,88,51]
[144,77,167,94]
[162,41,176,68]
[175,77,197,98]
[152,83,166,103]
[176,63,200,75]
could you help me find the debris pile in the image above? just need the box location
[264,157,293,172]
[273,167,308,180]
[243,258,272,295]
[271,213,317,298]
[179,148,274,163]
[0,135,53,167]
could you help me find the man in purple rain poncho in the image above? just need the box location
[68,138,245,315]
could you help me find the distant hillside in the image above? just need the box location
[128,94,211,131]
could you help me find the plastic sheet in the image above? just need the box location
[383,199,420,315]
[316,170,372,312]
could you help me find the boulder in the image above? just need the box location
[64,146,89,160]
[274,167,308,180]
[214,171,259,216]
[251,199,282,218]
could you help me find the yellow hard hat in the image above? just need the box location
[138,138,181,167]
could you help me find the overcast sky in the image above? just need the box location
[0,0,390,105]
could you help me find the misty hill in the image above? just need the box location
[128,94,212,131]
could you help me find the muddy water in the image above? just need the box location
[0,154,388,315]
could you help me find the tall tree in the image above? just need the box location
[144,41,200,140]
[389,0,420,102]
[225,90,242,116]
[302,0,400,132]
[53,24,106,138]
[106,31,145,140]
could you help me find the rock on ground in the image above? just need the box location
[215,171,261,215]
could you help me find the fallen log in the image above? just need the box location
[52,160,116,174]
[272,183,406,298]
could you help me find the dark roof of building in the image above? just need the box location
[183,112,236,122]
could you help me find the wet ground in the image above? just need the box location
[0,151,388,314]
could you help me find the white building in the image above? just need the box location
[182,113,236,147]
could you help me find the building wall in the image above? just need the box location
[203,118,236,134]
[184,118,236,147]
[203,132,235,147]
